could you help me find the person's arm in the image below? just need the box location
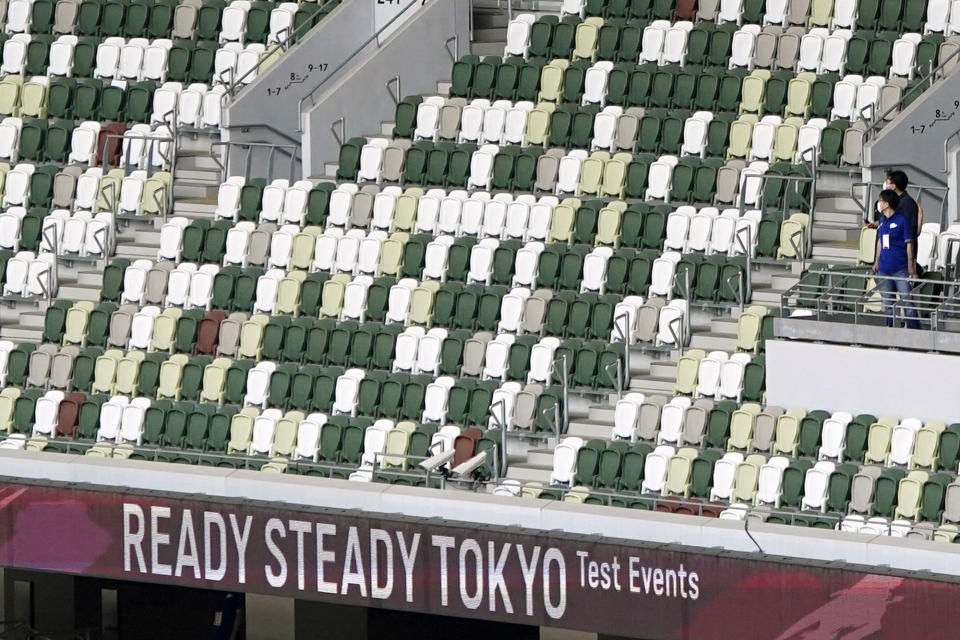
[916,205,923,234]
[907,241,916,277]
[873,237,881,271]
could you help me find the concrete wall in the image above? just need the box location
[302,0,471,177]
[766,338,960,422]
[3,449,960,581]
[222,0,431,177]
[865,68,960,226]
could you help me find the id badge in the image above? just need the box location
[882,234,890,249]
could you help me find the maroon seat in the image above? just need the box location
[452,427,483,468]
[194,310,227,355]
[674,0,697,20]
[700,501,726,518]
[673,497,704,517]
[55,392,86,439]
[656,496,684,513]
[96,122,127,166]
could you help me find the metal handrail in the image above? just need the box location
[331,117,345,147]
[944,130,960,173]
[613,310,632,388]
[738,164,817,255]
[489,399,508,473]
[851,180,950,226]
[725,270,745,312]
[787,228,804,271]
[667,315,684,356]
[444,35,459,62]
[385,75,401,106]
[781,268,956,327]
[209,140,300,182]
[103,129,178,223]
[222,0,342,99]
[297,0,428,132]
[603,359,623,400]
[733,224,753,302]
[863,43,960,142]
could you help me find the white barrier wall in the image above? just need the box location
[766,339,960,422]
[3,449,960,578]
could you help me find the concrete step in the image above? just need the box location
[57,283,102,302]
[472,9,508,28]
[813,209,863,226]
[116,243,159,259]
[175,168,221,184]
[689,332,738,351]
[471,41,506,56]
[588,405,616,422]
[527,448,555,467]
[567,420,614,440]
[21,309,47,326]
[505,462,552,483]
[0,326,42,342]
[177,135,220,154]
[750,287,783,305]
[811,241,859,264]
[812,221,860,243]
[649,359,677,379]
[769,273,800,291]
[173,183,219,199]
[816,196,862,215]
[176,153,221,172]
[628,375,676,394]
[172,199,218,218]
[122,229,162,244]
[76,270,103,287]
[11,310,46,329]
[710,317,740,334]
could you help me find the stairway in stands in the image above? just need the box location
[0,135,224,344]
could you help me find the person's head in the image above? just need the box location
[878,190,898,217]
[885,169,908,194]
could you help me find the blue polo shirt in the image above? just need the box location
[876,211,914,274]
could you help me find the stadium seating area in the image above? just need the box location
[2,0,960,548]
[0,0,345,301]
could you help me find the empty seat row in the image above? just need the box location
[673,348,765,401]
[30,306,629,392]
[208,183,804,263]
[0,0,313,44]
[0,116,119,163]
[0,74,223,126]
[564,0,932,35]
[0,33,277,85]
[341,138,783,207]
[0,383,516,485]
[94,252,680,341]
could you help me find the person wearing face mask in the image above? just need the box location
[865,170,922,236]
[873,190,920,329]
[885,169,920,234]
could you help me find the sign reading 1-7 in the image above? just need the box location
[265,63,329,96]
[910,100,960,135]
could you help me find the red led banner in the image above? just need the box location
[0,482,956,639]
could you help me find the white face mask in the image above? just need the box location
[877,202,885,214]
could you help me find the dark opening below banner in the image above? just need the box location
[0,482,955,639]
